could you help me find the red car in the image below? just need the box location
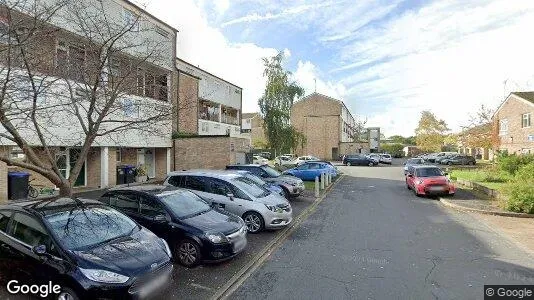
[406,165,455,197]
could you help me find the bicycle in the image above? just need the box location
[28,178,56,198]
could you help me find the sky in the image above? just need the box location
[136,0,534,137]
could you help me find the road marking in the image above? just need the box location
[210,175,345,300]
[190,283,213,291]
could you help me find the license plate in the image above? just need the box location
[137,268,172,299]
[429,186,445,191]
[233,237,247,253]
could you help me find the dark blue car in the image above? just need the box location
[283,162,337,181]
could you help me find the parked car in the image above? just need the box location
[164,171,292,233]
[440,155,476,165]
[259,152,272,159]
[0,198,173,299]
[403,158,426,174]
[233,170,286,197]
[343,155,376,166]
[283,154,296,160]
[282,162,337,181]
[226,164,305,198]
[379,154,392,164]
[253,155,269,165]
[295,155,320,166]
[405,165,456,197]
[367,154,381,164]
[274,155,296,167]
[435,153,457,164]
[99,185,247,267]
[426,152,457,163]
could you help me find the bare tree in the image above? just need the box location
[458,104,494,153]
[0,0,175,196]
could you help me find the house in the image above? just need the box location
[457,124,494,160]
[291,93,360,160]
[493,92,534,155]
[241,112,267,148]
[173,58,250,169]
[403,146,421,157]
[0,0,178,200]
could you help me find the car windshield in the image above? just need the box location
[244,173,267,186]
[159,190,211,219]
[261,165,281,177]
[407,159,423,164]
[416,168,444,177]
[45,206,138,251]
[231,176,270,198]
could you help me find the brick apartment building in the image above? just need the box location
[493,92,534,154]
[173,58,250,170]
[291,93,360,160]
[241,112,266,147]
[0,0,178,201]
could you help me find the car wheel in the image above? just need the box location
[469,161,474,165]
[175,239,201,267]
[447,162,452,166]
[347,162,352,166]
[57,287,80,300]
[282,187,290,199]
[243,211,265,233]
[368,162,373,167]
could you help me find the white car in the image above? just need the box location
[275,155,295,167]
[295,155,320,166]
[366,154,380,164]
[379,154,392,164]
[253,155,269,165]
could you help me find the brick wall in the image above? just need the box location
[0,161,7,203]
[108,148,117,186]
[121,148,138,166]
[155,148,168,180]
[339,142,371,155]
[494,95,534,154]
[291,94,343,160]
[86,148,101,188]
[174,137,248,170]
[177,72,199,134]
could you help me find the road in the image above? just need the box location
[232,163,534,299]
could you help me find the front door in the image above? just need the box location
[332,147,339,160]
[144,149,155,179]
[69,149,86,187]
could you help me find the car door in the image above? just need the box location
[293,163,312,179]
[3,212,65,285]
[138,196,173,240]
[108,192,142,222]
[406,168,416,188]
[306,163,324,180]
[0,209,18,279]
[203,178,243,215]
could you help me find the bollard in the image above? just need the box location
[328,173,331,185]
[315,176,320,197]
[320,173,325,190]
[326,172,330,186]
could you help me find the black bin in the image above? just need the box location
[116,166,126,184]
[124,165,136,184]
[8,172,30,200]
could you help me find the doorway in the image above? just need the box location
[54,149,86,187]
[137,148,155,179]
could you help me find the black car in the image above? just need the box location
[0,198,173,300]
[99,185,247,267]
[342,155,375,166]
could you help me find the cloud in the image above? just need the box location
[213,0,230,15]
[293,61,347,100]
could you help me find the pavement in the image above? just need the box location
[232,161,534,299]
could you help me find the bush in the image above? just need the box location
[515,162,534,182]
[498,154,534,175]
[504,182,534,214]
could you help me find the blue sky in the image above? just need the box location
[140,0,534,136]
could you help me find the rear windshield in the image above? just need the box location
[45,206,137,251]
[407,158,423,164]
[415,168,444,177]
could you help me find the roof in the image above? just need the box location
[0,198,103,214]
[512,92,534,104]
[109,184,177,193]
[493,92,534,119]
[123,0,178,33]
[167,170,241,179]
[175,57,242,89]
[294,92,356,123]
[242,112,260,119]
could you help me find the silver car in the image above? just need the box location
[163,171,293,233]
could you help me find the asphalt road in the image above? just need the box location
[232,162,534,299]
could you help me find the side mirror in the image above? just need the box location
[32,245,47,256]
[227,193,235,201]
[153,214,167,223]
[444,172,449,176]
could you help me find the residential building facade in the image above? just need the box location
[291,93,358,160]
[493,92,534,155]
[241,112,266,148]
[174,58,249,169]
[0,0,178,200]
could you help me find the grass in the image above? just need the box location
[304,181,316,190]
[450,169,510,192]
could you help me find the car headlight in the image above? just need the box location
[79,268,129,284]
[265,204,283,213]
[206,232,229,244]
[159,238,172,258]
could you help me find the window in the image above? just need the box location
[159,191,211,219]
[110,194,139,214]
[522,113,531,128]
[9,213,49,247]
[55,40,86,81]
[0,210,12,232]
[184,176,207,192]
[140,197,166,218]
[297,164,311,170]
[124,8,140,32]
[116,148,122,163]
[199,99,220,122]
[207,179,232,196]
[499,119,508,136]
[136,69,168,101]
[167,175,184,187]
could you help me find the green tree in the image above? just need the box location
[258,52,305,154]
[381,143,404,157]
[415,111,449,152]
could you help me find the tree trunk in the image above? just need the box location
[58,180,73,198]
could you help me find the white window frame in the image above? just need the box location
[116,148,122,163]
[522,113,531,128]
[499,119,508,136]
